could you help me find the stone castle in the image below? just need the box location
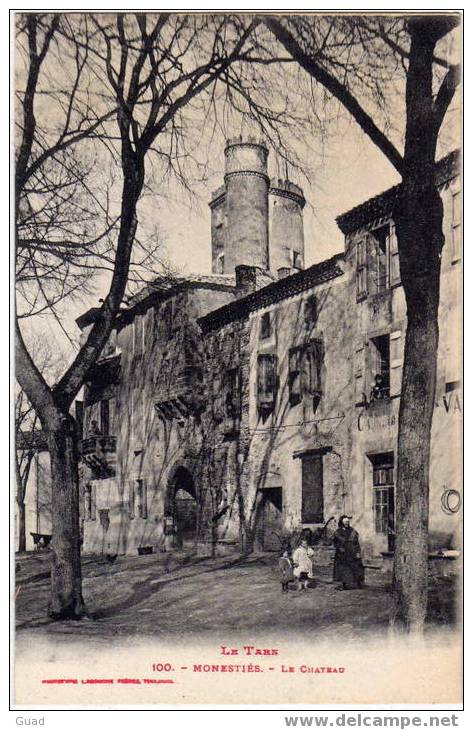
[75,138,462,561]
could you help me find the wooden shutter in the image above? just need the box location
[390,329,404,397]
[366,232,379,295]
[301,454,324,523]
[356,237,368,300]
[257,354,277,412]
[389,224,401,286]
[303,339,323,395]
[288,347,302,405]
[304,296,318,328]
[354,341,366,404]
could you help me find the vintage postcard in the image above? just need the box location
[13,9,462,707]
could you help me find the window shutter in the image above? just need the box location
[390,329,404,397]
[257,354,277,412]
[288,347,302,405]
[304,296,318,328]
[301,454,324,523]
[366,233,379,295]
[354,341,366,404]
[303,339,323,395]
[389,224,401,286]
[356,237,368,300]
[356,237,367,267]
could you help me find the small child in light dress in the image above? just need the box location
[278,549,294,593]
[292,538,315,591]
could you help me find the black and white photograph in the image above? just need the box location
[12,8,462,708]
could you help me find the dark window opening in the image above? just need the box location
[301,453,324,524]
[217,253,225,274]
[445,380,461,393]
[260,312,271,340]
[370,334,390,400]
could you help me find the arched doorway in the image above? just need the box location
[166,466,198,548]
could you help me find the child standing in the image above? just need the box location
[292,538,315,591]
[278,549,294,593]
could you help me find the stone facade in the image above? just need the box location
[78,143,461,559]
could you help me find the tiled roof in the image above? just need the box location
[76,273,236,329]
[336,149,460,235]
[199,254,344,333]
[128,272,236,307]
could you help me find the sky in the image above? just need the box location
[17,16,460,365]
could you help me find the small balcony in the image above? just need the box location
[155,365,205,420]
[80,435,117,478]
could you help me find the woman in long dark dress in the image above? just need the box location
[333,515,365,589]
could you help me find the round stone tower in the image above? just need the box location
[269,179,306,273]
[223,136,270,273]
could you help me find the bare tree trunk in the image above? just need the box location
[392,245,441,630]
[391,18,447,632]
[17,500,27,553]
[393,174,444,630]
[47,415,85,619]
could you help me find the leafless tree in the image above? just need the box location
[264,13,461,632]
[14,12,309,619]
[15,336,62,552]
